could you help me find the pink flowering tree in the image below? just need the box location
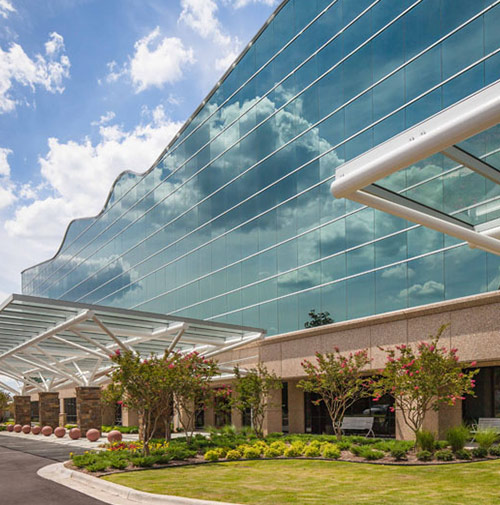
[231,363,282,438]
[172,352,221,443]
[373,325,478,437]
[298,348,372,439]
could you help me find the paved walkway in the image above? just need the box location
[0,443,106,504]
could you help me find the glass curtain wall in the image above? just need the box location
[22,0,500,335]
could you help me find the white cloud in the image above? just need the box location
[91,110,116,126]
[5,106,182,245]
[179,0,231,46]
[106,28,195,93]
[0,147,16,210]
[0,0,15,19]
[0,32,70,113]
[215,50,238,72]
[224,0,278,9]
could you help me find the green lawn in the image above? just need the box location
[103,459,500,505]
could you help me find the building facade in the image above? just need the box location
[18,1,500,438]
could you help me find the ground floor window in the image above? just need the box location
[114,402,122,426]
[304,392,395,437]
[282,382,289,433]
[214,394,231,427]
[64,397,77,424]
[463,366,500,423]
[30,401,38,422]
[242,408,252,427]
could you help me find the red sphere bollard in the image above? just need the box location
[54,427,66,438]
[86,428,100,442]
[21,425,31,434]
[13,424,22,433]
[32,426,41,435]
[6,424,14,432]
[41,426,53,436]
[107,430,123,443]
[69,427,81,440]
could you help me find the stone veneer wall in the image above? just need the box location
[39,392,60,429]
[13,395,31,425]
[76,386,102,434]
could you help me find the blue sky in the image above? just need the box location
[0,0,279,301]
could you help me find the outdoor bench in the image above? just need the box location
[340,416,375,437]
[471,418,500,435]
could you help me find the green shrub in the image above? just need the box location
[390,447,408,461]
[243,447,261,459]
[455,448,472,460]
[446,425,470,452]
[416,450,433,462]
[226,450,241,461]
[321,444,341,459]
[109,459,128,470]
[204,450,220,462]
[435,440,449,450]
[488,445,500,457]
[337,440,351,451]
[435,449,454,461]
[303,445,321,458]
[416,430,435,452]
[362,449,385,461]
[284,445,302,458]
[155,454,172,465]
[166,446,196,461]
[86,460,110,472]
[350,445,365,457]
[269,441,287,455]
[475,428,498,450]
[253,441,268,454]
[263,447,281,458]
[130,456,157,468]
[472,447,488,459]
[72,453,99,468]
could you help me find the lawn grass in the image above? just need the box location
[103,459,500,504]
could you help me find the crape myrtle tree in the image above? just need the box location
[373,325,479,437]
[231,363,283,438]
[104,349,222,453]
[298,348,372,440]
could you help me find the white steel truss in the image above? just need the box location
[0,294,264,394]
[330,79,500,256]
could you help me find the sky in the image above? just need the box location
[0,0,280,304]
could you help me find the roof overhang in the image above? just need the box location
[330,79,500,256]
[0,294,264,395]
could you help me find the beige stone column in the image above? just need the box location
[204,405,215,428]
[76,386,102,435]
[287,380,305,434]
[262,388,282,435]
[39,392,60,428]
[122,407,139,427]
[396,400,463,440]
[13,395,31,425]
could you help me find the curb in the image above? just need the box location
[37,462,241,505]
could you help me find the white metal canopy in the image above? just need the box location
[330,79,500,256]
[0,294,264,394]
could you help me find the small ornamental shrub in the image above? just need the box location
[446,425,470,452]
[284,445,302,458]
[131,456,157,468]
[455,448,472,460]
[156,454,172,465]
[72,453,99,468]
[362,449,385,461]
[86,460,110,472]
[263,447,281,458]
[269,441,287,455]
[416,450,433,462]
[166,446,196,461]
[390,447,408,461]
[416,430,435,452]
[435,449,454,461]
[109,459,128,470]
[226,450,241,461]
[243,447,261,459]
[350,445,365,457]
[204,450,220,462]
[321,444,341,459]
[303,445,321,458]
[435,440,449,450]
[337,440,352,451]
[472,447,488,459]
[253,441,268,454]
[475,428,498,450]
[488,445,500,457]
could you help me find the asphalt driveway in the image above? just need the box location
[0,437,105,505]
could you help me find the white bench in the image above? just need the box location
[340,416,375,437]
[472,418,500,434]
